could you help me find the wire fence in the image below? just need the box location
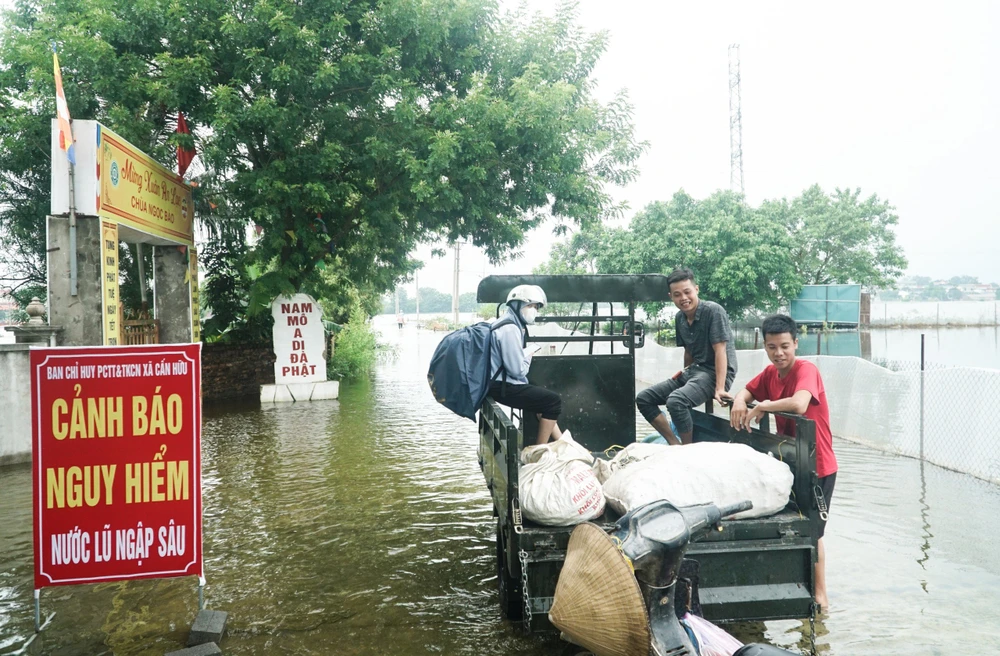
[530,322,1000,485]
[813,356,1000,484]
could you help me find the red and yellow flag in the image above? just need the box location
[52,46,75,165]
[176,111,195,177]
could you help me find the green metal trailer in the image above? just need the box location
[476,274,821,632]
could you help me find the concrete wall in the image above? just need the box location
[47,215,104,346]
[0,345,32,465]
[870,300,1000,327]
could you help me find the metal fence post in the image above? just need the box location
[920,333,925,459]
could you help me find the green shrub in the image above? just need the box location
[654,325,676,346]
[328,309,380,380]
[477,304,499,320]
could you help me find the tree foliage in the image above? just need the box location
[0,0,643,321]
[595,190,802,317]
[539,185,907,317]
[381,287,478,314]
[764,185,907,288]
[532,225,608,275]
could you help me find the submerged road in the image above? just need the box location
[1,316,998,654]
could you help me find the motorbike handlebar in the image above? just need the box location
[717,500,753,517]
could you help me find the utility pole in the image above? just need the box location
[728,44,744,197]
[415,270,420,326]
[452,241,461,325]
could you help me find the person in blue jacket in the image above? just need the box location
[488,284,563,445]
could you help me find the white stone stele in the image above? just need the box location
[260,381,339,404]
[262,293,338,403]
[271,293,326,385]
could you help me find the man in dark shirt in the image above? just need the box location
[636,268,737,444]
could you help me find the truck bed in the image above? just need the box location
[481,398,820,630]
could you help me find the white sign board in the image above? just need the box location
[272,294,326,385]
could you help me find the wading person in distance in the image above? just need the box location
[488,284,563,445]
[636,268,736,445]
[723,314,838,611]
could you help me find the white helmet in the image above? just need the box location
[506,284,547,309]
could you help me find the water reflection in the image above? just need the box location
[0,318,998,654]
[916,460,931,592]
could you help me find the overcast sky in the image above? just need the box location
[415,0,1000,295]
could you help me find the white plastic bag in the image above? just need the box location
[520,450,605,526]
[681,612,743,656]
[603,442,793,520]
[520,430,591,465]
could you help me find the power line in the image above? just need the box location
[728,44,744,197]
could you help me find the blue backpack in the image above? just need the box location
[427,317,520,421]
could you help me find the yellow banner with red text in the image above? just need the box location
[98,126,193,245]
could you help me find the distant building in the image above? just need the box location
[957,284,996,302]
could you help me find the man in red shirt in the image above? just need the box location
[723,314,838,611]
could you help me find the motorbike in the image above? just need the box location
[551,499,800,656]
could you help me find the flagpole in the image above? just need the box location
[53,44,78,297]
[68,125,78,297]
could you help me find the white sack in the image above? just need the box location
[602,442,793,520]
[520,450,605,526]
[593,442,669,484]
[520,430,591,465]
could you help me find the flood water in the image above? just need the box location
[733,324,1000,370]
[2,317,1000,654]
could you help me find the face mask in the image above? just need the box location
[520,306,538,324]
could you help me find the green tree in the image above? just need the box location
[948,275,979,285]
[924,285,947,301]
[539,185,908,317]
[772,184,907,288]
[1,0,643,317]
[458,292,479,312]
[200,232,274,343]
[593,190,802,317]
[419,288,454,313]
[387,287,456,313]
[533,224,608,275]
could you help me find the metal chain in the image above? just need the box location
[810,481,824,655]
[518,548,531,632]
[813,484,829,522]
[808,601,817,656]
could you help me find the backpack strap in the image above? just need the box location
[489,317,520,397]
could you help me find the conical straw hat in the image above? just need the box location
[548,523,650,656]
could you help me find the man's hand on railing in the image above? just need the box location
[724,393,805,433]
[725,394,767,433]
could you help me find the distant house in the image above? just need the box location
[957,284,996,302]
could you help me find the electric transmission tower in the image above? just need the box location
[728,44,744,196]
